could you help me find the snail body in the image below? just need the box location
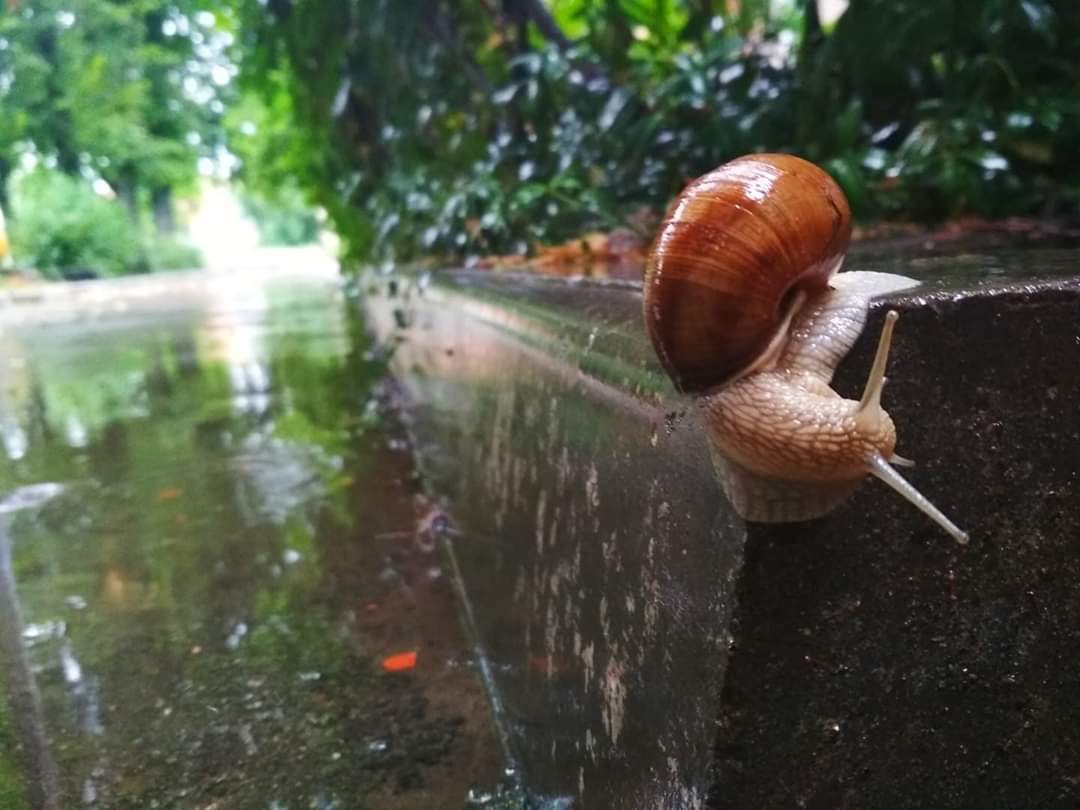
[644,154,967,543]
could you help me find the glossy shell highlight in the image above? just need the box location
[643,153,852,393]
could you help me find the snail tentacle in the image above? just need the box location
[854,309,899,432]
[852,310,967,544]
[867,454,969,544]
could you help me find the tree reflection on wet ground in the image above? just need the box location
[0,272,505,808]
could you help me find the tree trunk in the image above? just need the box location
[495,0,607,80]
[800,0,824,61]
[517,0,573,50]
[685,0,721,40]
[0,158,11,219]
[114,166,139,221]
[500,0,573,51]
[795,0,828,153]
[426,6,492,93]
[152,187,176,234]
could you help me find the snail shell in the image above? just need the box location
[643,153,852,393]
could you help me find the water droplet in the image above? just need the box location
[465,788,494,805]
[862,149,887,171]
[718,63,744,84]
[60,643,83,684]
[225,621,248,650]
[1007,111,1034,128]
[871,122,900,144]
[22,620,66,644]
[330,78,351,118]
[0,482,64,514]
[492,84,517,104]
[599,89,630,129]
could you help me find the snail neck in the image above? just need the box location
[700,281,894,484]
[775,285,870,382]
[707,287,812,393]
[710,280,873,396]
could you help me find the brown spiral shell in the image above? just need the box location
[643,154,852,393]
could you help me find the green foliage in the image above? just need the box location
[0,0,231,236]
[796,0,1080,220]
[240,188,320,246]
[224,0,1080,264]
[6,0,1079,268]
[9,170,145,278]
[7,170,205,276]
[144,234,205,271]
[0,700,28,810]
[224,88,323,247]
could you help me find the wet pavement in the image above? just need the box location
[9,247,1076,809]
[0,267,508,808]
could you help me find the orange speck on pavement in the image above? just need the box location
[382,651,418,672]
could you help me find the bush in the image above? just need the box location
[240,188,320,246]
[145,235,204,272]
[9,169,146,278]
[232,0,1080,266]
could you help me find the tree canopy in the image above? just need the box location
[3,0,1079,271]
[0,0,229,223]
[224,0,1080,265]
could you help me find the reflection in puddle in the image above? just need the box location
[0,483,65,810]
[0,274,510,807]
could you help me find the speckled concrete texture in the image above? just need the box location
[366,270,740,809]
[708,283,1080,810]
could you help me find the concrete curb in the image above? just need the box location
[362,258,1080,809]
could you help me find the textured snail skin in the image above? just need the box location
[705,272,967,544]
[703,274,898,521]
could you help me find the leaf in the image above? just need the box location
[1019,0,1056,42]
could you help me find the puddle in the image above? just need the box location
[0,271,514,808]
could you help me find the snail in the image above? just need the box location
[644,153,967,543]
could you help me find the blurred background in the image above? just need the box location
[0,0,1077,279]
